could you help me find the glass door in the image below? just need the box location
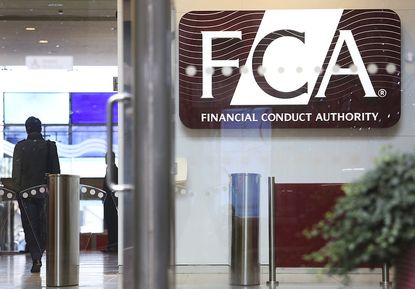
[0,1,119,287]
[113,0,175,289]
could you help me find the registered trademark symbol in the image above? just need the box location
[378,89,387,97]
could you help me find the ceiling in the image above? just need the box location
[0,0,118,66]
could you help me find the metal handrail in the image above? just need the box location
[106,93,133,192]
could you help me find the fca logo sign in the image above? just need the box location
[201,29,376,105]
[179,10,401,129]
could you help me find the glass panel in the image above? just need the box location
[71,125,117,158]
[3,126,26,144]
[0,2,118,274]
[43,125,69,144]
[71,92,118,124]
[72,125,118,146]
[3,125,68,144]
[0,200,21,252]
[175,3,415,289]
[80,200,104,233]
[3,92,70,124]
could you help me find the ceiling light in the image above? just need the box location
[38,40,49,44]
[48,3,63,7]
[25,27,36,31]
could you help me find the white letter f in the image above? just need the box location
[201,31,242,98]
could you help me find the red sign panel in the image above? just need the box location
[179,10,401,129]
[274,183,344,267]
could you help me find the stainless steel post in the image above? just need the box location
[7,202,17,251]
[131,0,174,288]
[380,263,392,289]
[0,186,17,252]
[47,174,80,287]
[267,177,279,287]
[230,173,260,286]
[0,202,15,251]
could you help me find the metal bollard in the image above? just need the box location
[0,202,16,252]
[230,173,260,286]
[380,263,392,289]
[0,186,18,252]
[47,174,80,287]
[267,177,279,287]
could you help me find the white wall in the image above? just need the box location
[0,66,117,93]
[174,1,415,265]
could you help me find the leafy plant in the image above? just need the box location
[305,149,415,277]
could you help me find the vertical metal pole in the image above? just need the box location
[267,177,279,287]
[9,202,15,251]
[132,1,173,289]
[380,263,392,289]
[120,0,135,284]
[116,0,124,271]
[230,173,260,286]
[47,174,80,287]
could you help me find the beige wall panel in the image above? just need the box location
[241,0,415,9]
[175,0,243,13]
[175,0,415,12]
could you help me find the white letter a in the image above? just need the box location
[315,30,376,98]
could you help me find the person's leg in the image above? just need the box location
[36,198,47,254]
[104,194,118,251]
[18,198,43,272]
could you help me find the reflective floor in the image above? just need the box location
[0,252,119,289]
[0,252,387,289]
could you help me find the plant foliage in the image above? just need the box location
[305,150,415,276]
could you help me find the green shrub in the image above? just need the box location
[305,150,415,277]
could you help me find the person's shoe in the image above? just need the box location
[107,246,118,253]
[31,260,42,273]
[101,247,118,253]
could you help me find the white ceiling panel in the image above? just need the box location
[0,0,117,65]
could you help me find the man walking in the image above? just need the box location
[12,116,60,273]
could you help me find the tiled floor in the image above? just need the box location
[0,252,119,289]
[0,252,389,289]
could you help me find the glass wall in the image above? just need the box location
[173,0,415,285]
[0,12,118,254]
[1,0,414,287]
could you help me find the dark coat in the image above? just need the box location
[103,164,118,249]
[12,132,61,192]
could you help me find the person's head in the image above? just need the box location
[25,116,42,134]
[105,151,116,165]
